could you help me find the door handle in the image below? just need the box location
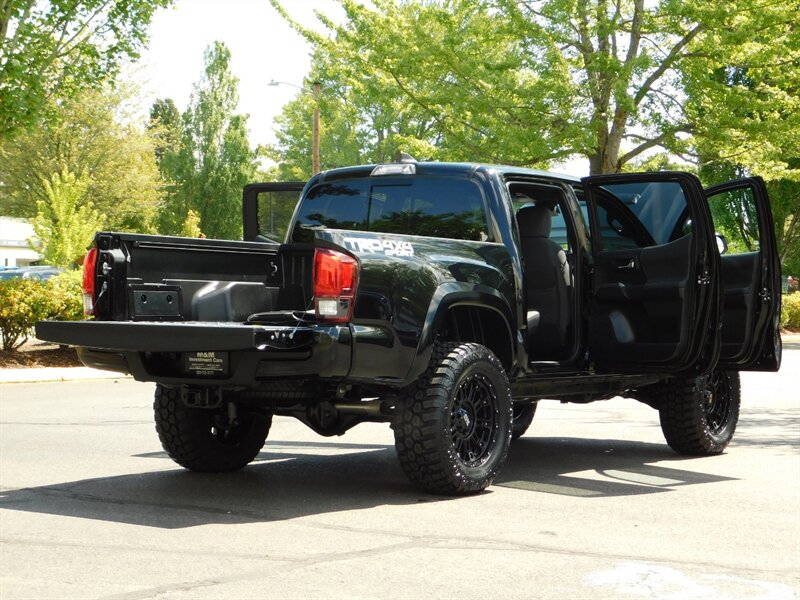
[617,258,636,270]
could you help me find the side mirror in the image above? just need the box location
[715,232,729,255]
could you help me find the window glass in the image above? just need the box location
[597,181,688,248]
[405,178,487,240]
[291,178,487,242]
[706,186,760,255]
[512,199,575,250]
[292,181,370,243]
[594,203,641,250]
[257,189,304,242]
[509,183,585,251]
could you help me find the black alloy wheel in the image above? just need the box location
[450,372,500,467]
[703,371,734,435]
[658,370,741,455]
[393,342,513,495]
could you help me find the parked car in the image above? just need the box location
[0,266,64,281]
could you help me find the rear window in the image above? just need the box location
[291,177,488,243]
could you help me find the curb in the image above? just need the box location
[0,367,130,384]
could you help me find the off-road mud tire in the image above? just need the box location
[393,343,513,495]
[154,384,272,472]
[658,371,741,455]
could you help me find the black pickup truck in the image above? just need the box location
[37,160,782,494]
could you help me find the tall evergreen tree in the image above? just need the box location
[156,42,256,240]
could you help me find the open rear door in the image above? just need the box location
[705,177,781,371]
[242,182,306,242]
[582,172,720,373]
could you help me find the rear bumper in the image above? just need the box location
[36,320,352,385]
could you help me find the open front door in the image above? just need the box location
[242,182,306,242]
[705,177,781,371]
[582,172,720,373]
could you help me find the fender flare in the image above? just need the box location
[404,282,516,384]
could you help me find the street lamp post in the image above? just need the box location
[268,79,321,174]
[311,81,320,175]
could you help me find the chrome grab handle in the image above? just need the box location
[617,259,636,270]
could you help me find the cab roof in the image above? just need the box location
[312,162,582,185]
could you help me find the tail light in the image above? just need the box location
[313,248,359,323]
[82,248,98,316]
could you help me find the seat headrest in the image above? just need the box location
[517,204,552,238]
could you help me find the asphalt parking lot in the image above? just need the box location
[1,346,799,599]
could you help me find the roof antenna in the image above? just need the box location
[393,151,417,164]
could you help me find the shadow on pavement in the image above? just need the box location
[735,409,800,452]
[0,435,737,529]
[0,441,411,530]
[497,437,736,496]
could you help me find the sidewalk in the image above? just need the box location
[0,367,129,384]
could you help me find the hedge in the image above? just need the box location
[0,270,83,350]
[781,292,800,330]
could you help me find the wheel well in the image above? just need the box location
[441,305,513,371]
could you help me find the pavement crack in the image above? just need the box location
[98,540,424,600]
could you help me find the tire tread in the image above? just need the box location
[657,371,740,455]
[393,343,512,495]
[153,385,271,472]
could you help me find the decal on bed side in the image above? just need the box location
[342,237,414,257]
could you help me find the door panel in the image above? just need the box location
[583,173,719,373]
[591,234,693,363]
[705,178,781,371]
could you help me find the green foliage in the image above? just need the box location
[623,153,697,174]
[0,270,82,350]
[684,4,800,183]
[0,0,172,139]
[46,270,84,323]
[149,98,182,163]
[780,292,800,330]
[699,162,800,275]
[271,0,799,177]
[154,42,257,239]
[0,278,50,350]
[766,180,800,277]
[0,83,164,233]
[181,209,204,238]
[32,169,104,268]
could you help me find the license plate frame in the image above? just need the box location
[184,351,229,377]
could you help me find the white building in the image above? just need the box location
[0,217,40,267]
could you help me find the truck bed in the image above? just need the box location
[90,232,313,322]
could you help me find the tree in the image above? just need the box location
[156,42,257,239]
[272,0,799,176]
[700,160,800,276]
[0,82,163,233]
[31,169,104,268]
[770,180,800,276]
[149,97,182,164]
[267,61,444,181]
[0,0,172,140]
[180,209,203,238]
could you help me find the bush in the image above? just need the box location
[46,270,84,322]
[781,292,800,330]
[0,269,84,350]
[0,278,51,350]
